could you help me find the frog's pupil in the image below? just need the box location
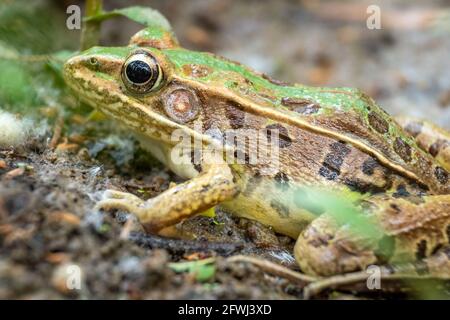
[126,60,152,84]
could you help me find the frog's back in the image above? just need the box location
[163,48,448,193]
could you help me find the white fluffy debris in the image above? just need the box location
[0,110,46,147]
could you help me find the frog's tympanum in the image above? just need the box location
[64,14,450,277]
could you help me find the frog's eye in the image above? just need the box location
[122,52,163,94]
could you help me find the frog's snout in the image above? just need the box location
[63,55,83,82]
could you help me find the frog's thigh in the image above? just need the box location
[294,214,378,277]
[396,116,450,170]
[295,195,450,277]
[96,162,239,233]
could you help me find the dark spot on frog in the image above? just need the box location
[392,181,425,203]
[360,200,379,213]
[233,149,250,164]
[404,121,423,138]
[190,149,202,172]
[429,139,449,157]
[361,157,379,176]
[319,166,339,181]
[409,181,430,194]
[281,97,321,115]
[243,78,254,86]
[431,244,443,256]
[393,184,410,198]
[265,124,292,148]
[224,102,246,129]
[274,171,290,190]
[182,64,212,78]
[201,184,211,193]
[262,73,290,86]
[390,203,401,213]
[318,141,351,180]
[375,235,396,263]
[393,137,412,162]
[434,166,448,185]
[307,228,334,248]
[243,172,262,196]
[368,112,389,134]
[416,240,427,260]
[343,179,385,195]
[270,200,290,218]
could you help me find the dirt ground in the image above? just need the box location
[1,0,450,299]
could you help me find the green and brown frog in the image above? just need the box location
[63,13,450,277]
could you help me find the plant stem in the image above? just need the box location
[80,0,103,50]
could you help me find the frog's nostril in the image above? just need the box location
[65,56,82,69]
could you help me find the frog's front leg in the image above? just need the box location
[294,195,450,277]
[96,160,240,232]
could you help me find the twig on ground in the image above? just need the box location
[128,231,243,255]
[49,115,64,149]
[226,255,317,286]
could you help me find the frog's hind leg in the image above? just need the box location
[294,194,450,277]
[396,116,450,170]
[303,247,450,298]
[95,153,240,233]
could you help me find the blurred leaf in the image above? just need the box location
[0,0,78,54]
[168,258,216,282]
[408,278,450,300]
[293,188,383,240]
[199,207,216,218]
[0,57,36,108]
[46,50,77,78]
[85,6,172,31]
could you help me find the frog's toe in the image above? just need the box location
[102,189,141,201]
[95,190,146,217]
[294,215,377,277]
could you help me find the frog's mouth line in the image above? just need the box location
[64,63,226,152]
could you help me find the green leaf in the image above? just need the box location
[168,258,216,282]
[194,264,215,282]
[86,6,172,32]
[199,207,216,218]
[292,188,383,240]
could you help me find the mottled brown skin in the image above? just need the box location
[396,116,450,172]
[64,26,450,277]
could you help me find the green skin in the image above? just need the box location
[64,26,450,277]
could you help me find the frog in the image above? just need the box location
[63,17,450,278]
